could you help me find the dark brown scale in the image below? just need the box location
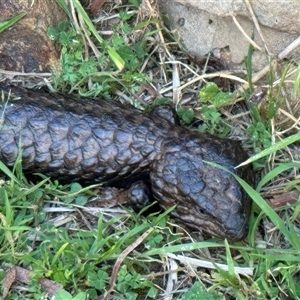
[0,83,254,241]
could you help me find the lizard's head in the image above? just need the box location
[150,133,253,241]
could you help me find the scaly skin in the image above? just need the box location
[0,83,254,240]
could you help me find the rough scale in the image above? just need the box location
[0,83,254,240]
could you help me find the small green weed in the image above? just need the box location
[52,290,87,300]
[116,265,157,299]
[199,82,233,108]
[246,121,271,151]
[198,105,231,136]
[180,281,223,300]
[48,20,112,96]
[197,82,232,136]
[56,0,124,71]
[177,106,194,124]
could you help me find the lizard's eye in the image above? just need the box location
[197,207,206,216]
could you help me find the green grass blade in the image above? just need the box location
[0,160,22,186]
[143,241,224,256]
[151,205,175,226]
[244,33,254,91]
[51,242,69,266]
[294,63,300,95]
[96,214,103,241]
[237,132,300,168]
[224,239,235,275]
[22,178,49,196]
[256,162,300,192]
[0,188,11,226]
[235,176,292,239]
[99,222,151,261]
[0,225,32,231]
[278,63,291,93]
[55,0,72,19]
[0,189,15,254]
[0,12,26,34]
[4,188,13,225]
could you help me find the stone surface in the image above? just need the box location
[0,0,66,72]
[173,0,300,33]
[159,0,300,71]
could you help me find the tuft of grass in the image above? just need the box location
[47,0,157,99]
[0,171,172,299]
[56,0,124,71]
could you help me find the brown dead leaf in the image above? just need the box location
[1,266,63,299]
[38,277,63,295]
[90,0,107,15]
[2,267,17,299]
[267,190,299,208]
[87,187,129,208]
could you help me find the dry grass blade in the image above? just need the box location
[245,0,270,54]
[167,253,254,276]
[231,15,262,51]
[276,108,300,134]
[279,36,300,59]
[0,69,51,77]
[177,71,248,92]
[78,11,101,58]
[103,228,154,299]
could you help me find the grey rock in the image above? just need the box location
[160,0,300,70]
